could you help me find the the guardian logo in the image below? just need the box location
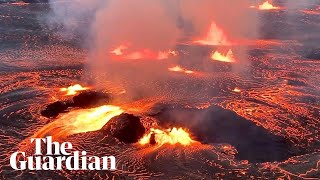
[10,136,116,171]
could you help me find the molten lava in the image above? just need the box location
[258,1,280,10]
[33,105,123,138]
[111,45,127,56]
[139,127,194,146]
[11,2,29,6]
[233,87,241,93]
[110,44,177,60]
[301,8,320,15]
[60,84,89,96]
[168,66,194,74]
[194,22,230,46]
[211,49,235,63]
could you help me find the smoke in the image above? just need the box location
[178,0,257,39]
[91,0,179,51]
[46,0,258,102]
[46,0,103,40]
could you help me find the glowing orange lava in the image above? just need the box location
[258,1,280,10]
[60,84,89,96]
[11,2,29,6]
[211,49,235,63]
[33,105,124,138]
[233,87,241,93]
[168,66,194,74]
[194,22,230,46]
[301,9,320,15]
[111,45,127,55]
[139,127,194,146]
[111,45,177,60]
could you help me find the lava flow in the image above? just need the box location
[139,127,195,146]
[168,66,194,74]
[211,49,235,63]
[33,105,123,139]
[301,7,320,15]
[194,22,230,46]
[110,44,177,60]
[60,84,89,96]
[11,2,30,6]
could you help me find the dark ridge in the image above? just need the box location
[72,91,111,108]
[40,101,70,118]
[301,47,320,60]
[40,91,112,118]
[286,79,307,87]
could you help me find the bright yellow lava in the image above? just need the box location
[233,87,241,93]
[60,84,88,96]
[211,49,235,63]
[33,105,123,138]
[168,66,194,74]
[139,127,194,146]
[258,1,279,10]
[69,105,124,134]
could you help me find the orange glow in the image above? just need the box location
[194,22,230,46]
[157,50,178,60]
[111,44,177,60]
[60,84,89,96]
[139,127,194,146]
[168,66,194,74]
[11,2,29,6]
[211,49,235,63]
[111,45,127,55]
[301,10,320,15]
[258,1,280,10]
[33,105,124,138]
[233,87,241,93]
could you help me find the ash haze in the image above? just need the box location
[46,0,258,100]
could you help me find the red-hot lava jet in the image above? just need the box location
[194,22,231,46]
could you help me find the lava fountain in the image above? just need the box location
[139,127,195,146]
[211,49,235,63]
[258,1,280,10]
[194,22,230,46]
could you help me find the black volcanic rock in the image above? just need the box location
[103,113,145,143]
[72,91,111,108]
[149,133,156,145]
[41,101,69,118]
